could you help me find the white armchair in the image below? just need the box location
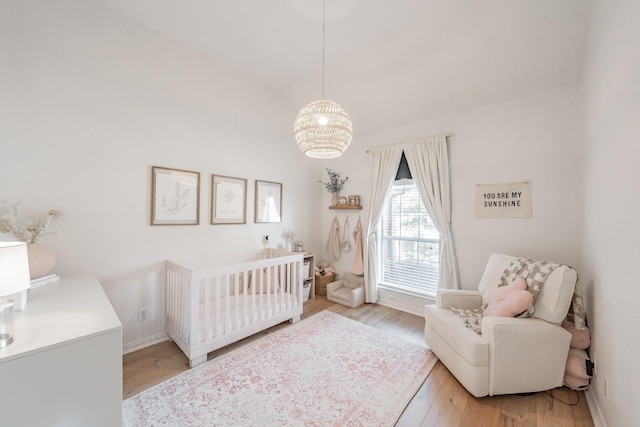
[424,253,577,397]
[326,273,365,308]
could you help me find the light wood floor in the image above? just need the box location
[123,296,594,427]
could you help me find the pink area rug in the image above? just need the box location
[123,310,437,426]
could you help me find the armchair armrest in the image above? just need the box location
[437,289,483,309]
[482,317,571,395]
[350,286,365,304]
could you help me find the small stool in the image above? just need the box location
[326,272,365,308]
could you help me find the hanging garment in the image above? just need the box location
[327,216,341,260]
[352,218,364,275]
[341,216,351,252]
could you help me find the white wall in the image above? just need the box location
[580,0,640,425]
[0,0,323,350]
[321,86,583,290]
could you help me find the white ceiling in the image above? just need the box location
[97,0,592,136]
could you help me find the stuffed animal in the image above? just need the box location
[483,277,533,318]
[315,261,336,277]
[564,348,592,390]
[562,319,591,349]
[561,318,593,390]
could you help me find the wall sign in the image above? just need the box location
[475,181,531,218]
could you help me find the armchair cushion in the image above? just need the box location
[429,307,489,365]
[326,273,365,308]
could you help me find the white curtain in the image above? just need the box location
[404,135,460,289]
[363,145,404,302]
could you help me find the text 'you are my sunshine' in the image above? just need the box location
[482,191,523,208]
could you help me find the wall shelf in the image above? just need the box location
[329,205,362,210]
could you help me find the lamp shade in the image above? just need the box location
[0,242,31,297]
[294,99,353,159]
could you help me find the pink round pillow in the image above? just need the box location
[484,278,533,318]
[562,319,591,349]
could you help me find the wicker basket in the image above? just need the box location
[315,273,336,296]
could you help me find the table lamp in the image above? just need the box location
[0,241,31,311]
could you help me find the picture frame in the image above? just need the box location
[338,196,348,206]
[151,166,200,225]
[294,241,304,252]
[255,180,282,223]
[211,174,247,224]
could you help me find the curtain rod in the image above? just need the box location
[365,133,453,153]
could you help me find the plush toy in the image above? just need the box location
[315,261,336,277]
[324,267,336,275]
[564,348,592,390]
[483,277,533,317]
[561,319,591,349]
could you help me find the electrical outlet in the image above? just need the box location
[138,307,148,321]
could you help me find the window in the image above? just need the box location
[376,177,440,299]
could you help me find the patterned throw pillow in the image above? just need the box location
[450,306,484,334]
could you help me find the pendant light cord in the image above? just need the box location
[322,0,325,100]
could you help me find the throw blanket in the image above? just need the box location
[451,258,561,334]
[327,217,341,260]
[499,258,560,317]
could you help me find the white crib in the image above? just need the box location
[166,251,304,367]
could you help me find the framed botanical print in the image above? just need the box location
[255,180,282,223]
[151,166,200,225]
[211,175,247,224]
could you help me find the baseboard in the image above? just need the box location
[122,332,169,355]
[584,389,607,427]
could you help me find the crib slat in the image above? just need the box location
[278,263,284,313]
[234,272,240,331]
[206,279,212,342]
[251,268,257,324]
[259,267,264,321]
[243,271,249,327]
[190,275,199,349]
[214,276,221,339]
[224,274,230,335]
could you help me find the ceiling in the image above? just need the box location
[97,0,592,136]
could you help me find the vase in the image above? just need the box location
[331,194,339,206]
[26,243,56,280]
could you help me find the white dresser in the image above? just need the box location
[0,276,122,426]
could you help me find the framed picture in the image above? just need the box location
[255,180,282,223]
[211,175,247,224]
[151,166,200,225]
[294,241,304,252]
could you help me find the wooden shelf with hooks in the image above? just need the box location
[329,205,362,210]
